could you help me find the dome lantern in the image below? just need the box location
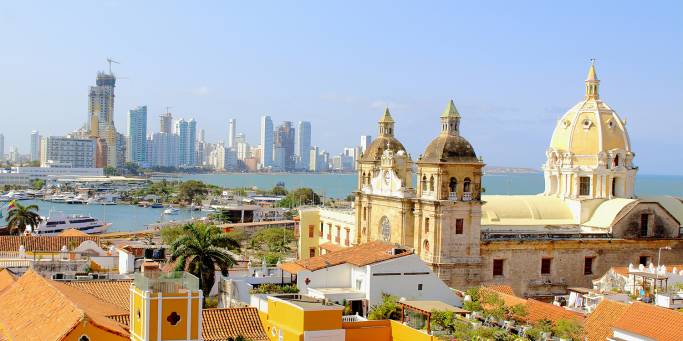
[585,59,600,100]
[440,99,461,135]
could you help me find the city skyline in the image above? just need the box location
[1,1,681,174]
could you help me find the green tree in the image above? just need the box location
[5,202,42,235]
[177,180,208,204]
[103,166,118,176]
[249,283,299,294]
[170,223,240,304]
[124,162,142,175]
[249,227,295,254]
[30,179,45,190]
[271,185,288,196]
[553,319,583,341]
[368,293,402,320]
[277,188,320,208]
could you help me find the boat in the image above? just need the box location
[163,207,179,215]
[0,192,30,201]
[150,203,164,208]
[32,212,111,235]
[201,206,217,213]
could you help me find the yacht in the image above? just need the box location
[163,207,179,215]
[33,212,111,235]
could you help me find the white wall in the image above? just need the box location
[118,249,135,274]
[297,263,352,293]
[366,254,461,307]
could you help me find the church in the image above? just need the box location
[299,63,683,298]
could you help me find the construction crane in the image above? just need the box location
[106,57,120,74]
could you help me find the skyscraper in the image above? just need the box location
[175,118,197,166]
[0,133,4,161]
[88,71,118,167]
[127,106,148,165]
[259,115,273,168]
[160,112,173,134]
[227,119,236,149]
[30,131,41,162]
[274,121,295,171]
[295,121,311,171]
[360,135,372,154]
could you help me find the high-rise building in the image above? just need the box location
[160,112,173,134]
[40,136,96,168]
[88,71,118,168]
[149,132,179,167]
[274,121,295,171]
[360,135,372,154]
[227,119,236,149]
[309,146,319,172]
[0,133,4,161]
[127,106,148,165]
[176,118,197,166]
[295,121,311,170]
[8,146,19,163]
[30,131,41,162]
[260,115,273,168]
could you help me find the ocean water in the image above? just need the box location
[5,173,680,232]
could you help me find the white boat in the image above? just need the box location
[201,206,216,212]
[163,207,179,215]
[0,192,30,201]
[33,212,111,235]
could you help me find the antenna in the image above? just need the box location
[106,57,120,74]
[164,106,173,114]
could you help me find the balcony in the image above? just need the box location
[448,192,457,201]
[462,192,472,201]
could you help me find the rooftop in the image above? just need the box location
[270,294,344,310]
[399,300,469,315]
[612,302,683,340]
[279,241,411,273]
[0,235,101,252]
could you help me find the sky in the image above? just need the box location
[1,1,681,174]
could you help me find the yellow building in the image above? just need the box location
[298,207,355,260]
[299,63,683,297]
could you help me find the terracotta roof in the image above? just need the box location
[279,241,411,273]
[584,299,629,341]
[319,242,344,252]
[57,228,89,237]
[0,235,100,252]
[107,308,268,341]
[612,302,683,340]
[480,286,584,325]
[0,270,129,340]
[65,280,132,311]
[484,284,516,296]
[0,270,16,294]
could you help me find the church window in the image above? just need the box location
[429,176,435,191]
[449,177,457,194]
[455,219,464,234]
[424,218,430,233]
[423,240,430,253]
[421,175,427,191]
[166,312,181,326]
[614,154,619,167]
[541,258,552,275]
[493,259,504,276]
[308,225,314,238]
[579,176,590,196]
[463,178,471,193]
[639,256,651,266]
[309,248,316,258]
[362,172,366,184]
[584,257,594,275]
[640,214,649,237]
[380,216,391,241]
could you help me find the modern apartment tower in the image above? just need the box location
[259,115,273,168]
[30,131,41,161]
[88,71,118,168]
[360,135,372,154]
[40,136,96,168]
[160,111,174,134]
[127,106,148,165]
[274,121,295,171]
[175,119,197,167]
[227,119,236,149]
[295,121,311,171]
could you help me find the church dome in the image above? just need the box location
[548,63,631,157]
[419,100,479,163]
[361,136,407,161]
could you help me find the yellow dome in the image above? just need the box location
[549,64,631,161]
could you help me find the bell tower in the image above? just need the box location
[130,269,203,341]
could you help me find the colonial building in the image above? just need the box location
[299,63,683,298]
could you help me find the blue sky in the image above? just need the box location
[1,1,681,174]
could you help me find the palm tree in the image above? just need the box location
[170,222,240,304]
[5,202,42,235]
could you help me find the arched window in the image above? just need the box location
[78,336,90,341]
[380,216,391,241]
[449,177,457,194]
[423,240,430,253]
[429,176,435,192]
[614,154,620,167]
[463,178,472,193]
[361,172,365,185]
[424,218,430,233]
[421,175,427,191]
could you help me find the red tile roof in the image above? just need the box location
[484,284,516,296]
[279,241,410,273]
[584,299,629,341]
[0,235,100,252]
[481,286,585,325]
[64,280,133,311]
[319,242,344,252]
[612,302,683,340]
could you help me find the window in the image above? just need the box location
[579,176,590,196]
[614,154,619,167]
[463,178,471,193]
[493,259,504,276]
[449,177,457,193]
[355,279,362,290]
[418,283,423,291]
[380,216,391,241]
[424,217,430,233]
[78,336,90,341]
[541,258,552,275]
[309,248,316,258]
[421,175,427,191]
[639,256,650,266]
[363,207,367,221]
[429,175,435,192]
[611,178,617,196]
[640,214,649,237]
[320,222,324,235]
[423,240,430,253]
[455,219,464,234]
[584,257,594,275]
[166,312,181,326]
[308,225,314,238]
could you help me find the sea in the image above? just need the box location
[6,173,682,233]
